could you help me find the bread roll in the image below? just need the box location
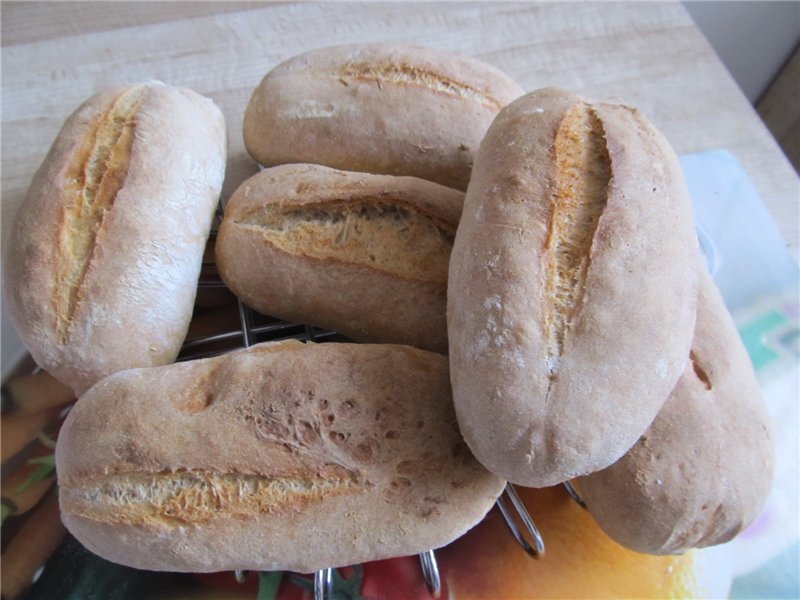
[448,88,699,487]
[576,268,774,554]
[243,43,525,190]
[216,163,463,353]
[2,82,226,396]
[56,340,506,573]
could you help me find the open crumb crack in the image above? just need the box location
[64,469,367,524]
[544,105,611,380]
[235,200,455,282]
[55,85,147,342]
[337,62,501,109]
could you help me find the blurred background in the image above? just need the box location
[684,1,799,173]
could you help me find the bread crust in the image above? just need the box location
[2,82,227,396]
[577,268,774,554]
[242,43,524,190]
[55,341,506,573]
[216,163,464,353]
[448,88,699,487]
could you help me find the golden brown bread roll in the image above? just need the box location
[216,163,463,353]
[243,43,525,190]
[55,341,506,573]
[448,88,700,487]
[576,267,774,554]
[2,81,227,396]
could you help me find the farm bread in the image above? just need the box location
[448,87,699,487]
[576,267,774,554]
[2,82,226,396]
[56,340,506,573]
[243,43,525,190]
[216,164,463,353]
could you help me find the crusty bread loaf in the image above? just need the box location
[2,82,226,396]
[243,43,525,190]
[55,340,506,573]
[448,88,699,487]
[576,267,774,554]
[216,163,463,353]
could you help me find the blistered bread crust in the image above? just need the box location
[447,88,699,487]
[55,341,506,573]
[216,164,464,353]
[2,82,227,395]
[243,44,525,190]
[577,268,774,554]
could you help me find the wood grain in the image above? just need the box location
[2,2,798,257]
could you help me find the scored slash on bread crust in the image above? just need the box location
[63,469,366,525]
[55,341,506,573]
[56,85,146,342]
[545,104,611,375]
[233,199,454,284]
[336,61,505,110]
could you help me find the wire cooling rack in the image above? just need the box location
[181,211,548,599]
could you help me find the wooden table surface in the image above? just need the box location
[2,1,798,261]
